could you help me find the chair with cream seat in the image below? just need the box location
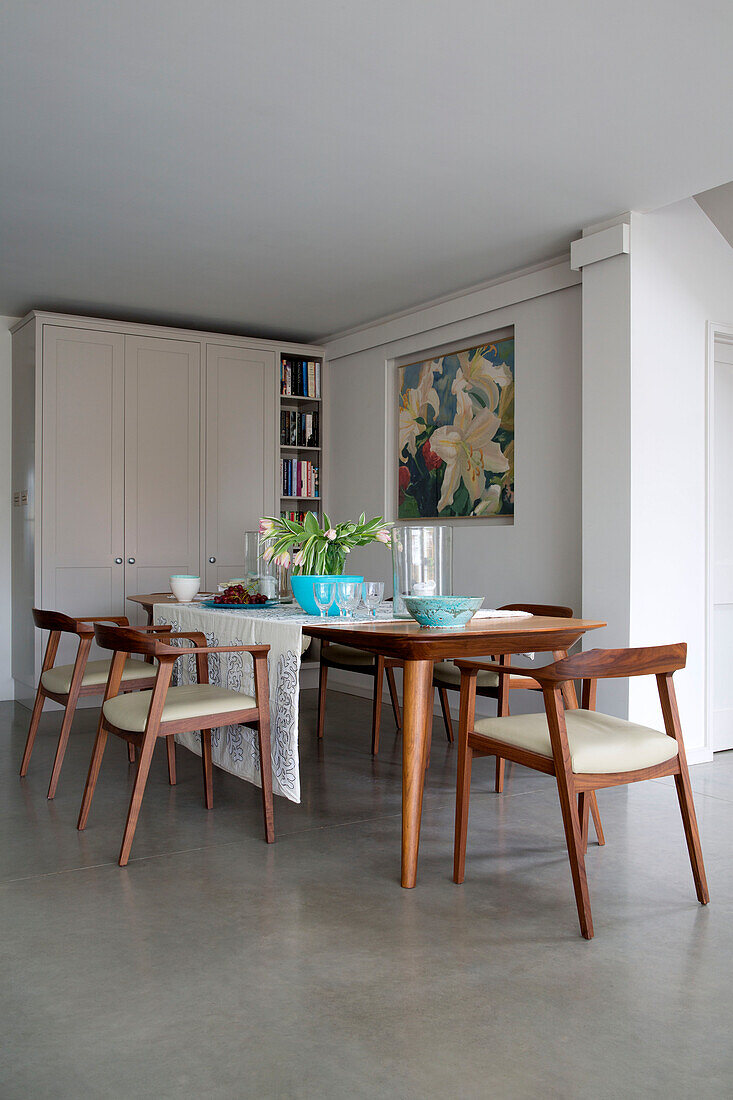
[78,623,274,866]
[453,643,709,939]
[432,603,575,788]
[19,609,167,798]
[317,640,402,754]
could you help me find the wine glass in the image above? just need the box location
[336,580,360,619]
[313,580,335,619]
[362,580,384,618]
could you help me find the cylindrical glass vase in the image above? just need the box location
[243,530,260,586]
[391,525,453,616]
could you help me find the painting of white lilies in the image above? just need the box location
[398,338,514,518]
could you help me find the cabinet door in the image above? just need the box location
[41,325,125,665]
[124,335,201,620]
[204,343,276,590]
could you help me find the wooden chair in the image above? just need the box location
[317,640,403,754]
[432,603,576,790]
[19,609,167,799]
[78,624,275,865]
[453,644,709,939]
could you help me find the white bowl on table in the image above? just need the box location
[169,575,201,602]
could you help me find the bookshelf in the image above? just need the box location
[278,352,324,526]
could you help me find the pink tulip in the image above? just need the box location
[375,529,391,545]
[292,550,304,567]
[325,529,337,541]
[262,545,274,563]
[275,550,291,568]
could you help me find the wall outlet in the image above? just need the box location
[20,490,28,505]
[13,491,20,506]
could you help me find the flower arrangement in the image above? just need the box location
[259,512,391,575]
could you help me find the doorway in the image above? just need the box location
[709,328,733,751]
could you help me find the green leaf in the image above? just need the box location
[303,512,320,536]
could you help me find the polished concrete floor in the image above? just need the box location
[2,692,733,1099]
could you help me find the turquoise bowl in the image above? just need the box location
[290,574,364,616]
[402,595,484,629]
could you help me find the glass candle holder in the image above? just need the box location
[391,524,453,616]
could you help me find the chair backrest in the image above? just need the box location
[543,644,687,684]
[499,603,574,618]
[32,608,83,634]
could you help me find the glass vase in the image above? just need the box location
[391,525,453,616]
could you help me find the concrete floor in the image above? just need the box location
[1,692,732,1099]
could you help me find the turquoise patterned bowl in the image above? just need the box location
[402,595,484,630]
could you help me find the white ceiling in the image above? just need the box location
[2,1,733,342]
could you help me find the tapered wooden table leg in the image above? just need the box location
[401,659,433,888]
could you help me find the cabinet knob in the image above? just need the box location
[209,556,216,564]
[114,557,123,565]
[128,557,136,564]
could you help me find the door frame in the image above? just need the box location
[705,320,733,753]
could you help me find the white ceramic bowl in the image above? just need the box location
[170,575,201,602]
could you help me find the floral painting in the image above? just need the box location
[398,338,514,518]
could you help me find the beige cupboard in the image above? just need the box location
[11,312,323,701]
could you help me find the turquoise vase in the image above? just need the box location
[290,574,364,616]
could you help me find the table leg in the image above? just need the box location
[401,658,433,888]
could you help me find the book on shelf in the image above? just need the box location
[280,357,321,399]
[279,408,319,448]
[280,457,320,498]
[281,509,319,524]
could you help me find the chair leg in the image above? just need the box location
[578,791,590,854]
[453,743,474,884]
[386,665,401,730]
[674,768,710,905]
[494,756,505,793]
[438,686,454,743]
[201,729,213,809]
[556,773,594,939]
[317,661,328,741]
[166,735,177,785]
[77,720,111,830]
[589,791,605,846]
[128,742,136,764]
[254,656,275,844]
[47,637,92,800]
[118,728,158,866]
[19,685,46,777]
[371,659,384,755]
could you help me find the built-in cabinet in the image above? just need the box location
[11,312,324,699]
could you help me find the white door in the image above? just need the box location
[713,338,733,751]
[41,325,125,665]
[124,335,201,622]
[204,343,276,591]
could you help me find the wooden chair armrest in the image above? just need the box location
[453,659,513,678]
[136,623,172,632]
[76,615,130,625]
[163,643,270,657]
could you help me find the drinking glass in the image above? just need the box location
[362,580,384,618]
[336,580,360,619]
[313,580,335,619]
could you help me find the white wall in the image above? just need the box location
[324,263,584,712]
[0,316,18,699]
[628,199,733,758]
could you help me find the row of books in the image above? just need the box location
[281,509,318,525]
[280,409,320,448]
[281,356,321,398]
[281,458,319,499]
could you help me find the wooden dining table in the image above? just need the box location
[128,594,605,888]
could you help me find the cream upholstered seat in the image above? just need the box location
[41,658,153,696]
[474,708,679,774]
[322,643,375,667]
[103,684,256,733]
[433,660,499,689]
